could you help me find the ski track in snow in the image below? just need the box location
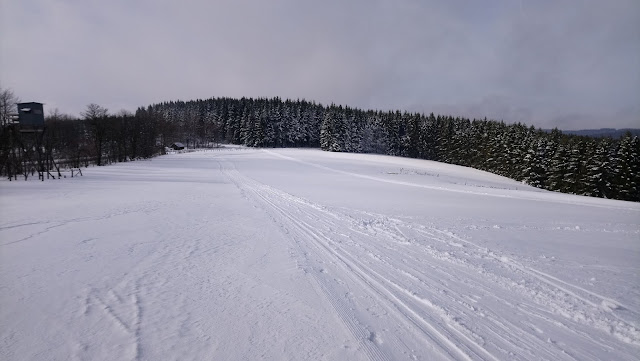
[218,151,639,361]
[1,147,638,361]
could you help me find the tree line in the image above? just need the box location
[1,101,160,177]
[1,91,638,202]
[145,96,639,202]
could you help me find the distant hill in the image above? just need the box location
[558,128,640,138]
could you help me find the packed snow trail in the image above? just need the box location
[219,157,639,360]
[1,147,639,360]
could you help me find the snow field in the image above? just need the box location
[1,147,639,360]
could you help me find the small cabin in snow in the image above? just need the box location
[170,142,185,150]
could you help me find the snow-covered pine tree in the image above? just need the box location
[610,134,640,201]
[582,138,610,198]
[521,138,547,188]
[320,106,337,151]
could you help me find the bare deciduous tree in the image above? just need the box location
[81,103,108,120]
[82,103,109,166]
[0,87,20,126]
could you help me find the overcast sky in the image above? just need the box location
[1,0,638,129]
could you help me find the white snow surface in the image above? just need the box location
[1,147,639,361]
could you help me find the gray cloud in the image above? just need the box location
[1,0,638,130]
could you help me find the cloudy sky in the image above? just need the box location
[1,0,638,129]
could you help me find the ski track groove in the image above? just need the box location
[218,157,639,361]
[221,162,391,361]
[358,214,640,348]
[323,202,639,355]
[221,161,486,360]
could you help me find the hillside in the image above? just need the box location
[1,148,638,360]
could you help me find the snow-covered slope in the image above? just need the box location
[1,147,638,361]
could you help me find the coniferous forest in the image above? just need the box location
[2,95,639,202]
[140,97,639,202]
